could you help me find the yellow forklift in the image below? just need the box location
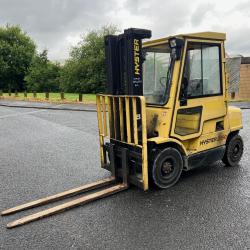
[1,29,243,228]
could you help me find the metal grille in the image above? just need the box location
[226,56,241,93]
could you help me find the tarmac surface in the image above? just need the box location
[0,101,249,250]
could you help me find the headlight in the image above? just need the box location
[169,38,184,60]
[169,39,177,48]
[169,38,184,49]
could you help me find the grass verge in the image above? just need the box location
[0,93,96,104]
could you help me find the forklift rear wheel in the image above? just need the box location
[222,134,243,167]
[151,147,183,189]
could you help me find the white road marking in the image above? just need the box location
[0,109,47,119]
[0,104,68,119]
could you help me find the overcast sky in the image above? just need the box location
[0,0,249,61]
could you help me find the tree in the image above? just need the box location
[60,25,118,93]
[25,50,61,92]
[0,24,36,91]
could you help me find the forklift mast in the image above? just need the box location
[105,28,151,95]
[101,29,152,191]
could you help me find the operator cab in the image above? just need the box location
[142,33,223,108]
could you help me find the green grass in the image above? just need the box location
[0,92,97,103]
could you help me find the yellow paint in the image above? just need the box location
[140,96,149,190]
[134,39,140,75]
[142,31,226,48]
[119,97,124,141]
[107,97,113,138]
[125,97,131,143]
[101,96,107,136]
[132,98,138,145]
[228,106,243,131]
[96,96,104,166]
[112,97,117,139]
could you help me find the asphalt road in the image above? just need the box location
[0,104,249,250]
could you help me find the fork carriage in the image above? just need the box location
[96,95,148,190]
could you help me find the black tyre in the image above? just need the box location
[222,134,244,167]
[151,147,183,189]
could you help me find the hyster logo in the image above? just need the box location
[200,134,227,146]
[134,39,140,75]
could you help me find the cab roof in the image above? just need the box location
[143,31,226,47]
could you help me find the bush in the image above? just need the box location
[25,50,61,92]
[59,25,118,93]
[0,24,36,91]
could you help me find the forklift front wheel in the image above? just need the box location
[151,147,183,189]
[222,134,244,167]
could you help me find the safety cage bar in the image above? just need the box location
[96,94,148,190]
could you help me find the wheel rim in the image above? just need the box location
[158,156,179,182]
[233,145,239,156]
[230,140,243,162]
[161,160,174,176]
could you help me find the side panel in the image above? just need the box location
[186,131,227,154]
[228,106,243,131]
